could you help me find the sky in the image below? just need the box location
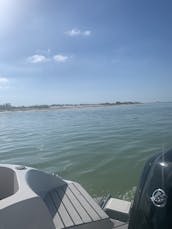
[0,0,172,105]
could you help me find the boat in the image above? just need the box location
[0,149,171,229]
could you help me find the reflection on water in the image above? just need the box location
[0,103,172,200]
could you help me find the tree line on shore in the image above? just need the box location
[0,101,141,111]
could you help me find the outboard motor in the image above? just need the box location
[128,149,172,229]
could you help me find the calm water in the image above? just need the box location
[0,103,172,200]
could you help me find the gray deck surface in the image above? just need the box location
[44,182,112,229]
[111,219,128,229]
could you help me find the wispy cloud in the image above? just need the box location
[82,30,91,36]
[65,29,91,37]
[35,49,51,55]
[53,54,69,63]
[27,53,71,64]
[0,77,9,89]
[27,54,49,64]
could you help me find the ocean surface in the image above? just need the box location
[0,103,172,200]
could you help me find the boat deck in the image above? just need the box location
[111,219,128,228]
[44,182,112,228]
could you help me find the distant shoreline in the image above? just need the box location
[0,102,142,112]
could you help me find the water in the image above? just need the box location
[0,103,172,200]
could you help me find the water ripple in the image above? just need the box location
[0,103,172,199]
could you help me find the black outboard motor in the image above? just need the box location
[128,149,172,229]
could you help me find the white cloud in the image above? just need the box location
[27,53,70,64]
[0,77,9,89]
[27,54,49,64]
[65,29,91,37]
[66,29,81,37]
[83,30,91,36]
[53,54,69,63]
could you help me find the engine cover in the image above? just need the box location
[128,149,172,229]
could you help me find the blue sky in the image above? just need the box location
[0,0,172,105]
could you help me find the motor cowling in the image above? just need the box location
[128,149,172,229]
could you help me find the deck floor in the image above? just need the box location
[44,182,112,228]
[111,219,128,229]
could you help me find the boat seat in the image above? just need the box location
[44,182,112,229]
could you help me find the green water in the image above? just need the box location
[0,103,172,200]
